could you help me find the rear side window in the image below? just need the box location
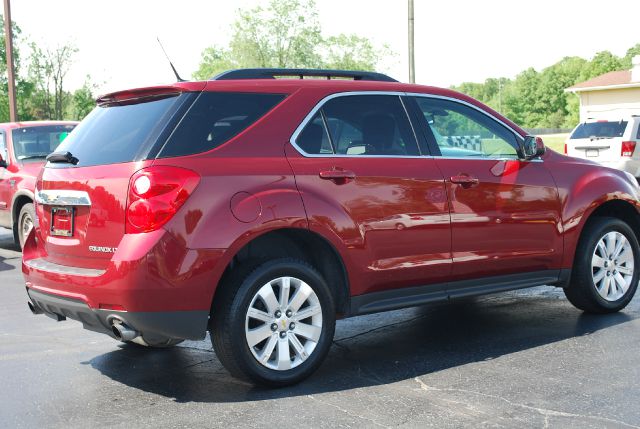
[55,94,190,167]
[159,92,285,158]
[570,121,628,139]
[296,113,334,154]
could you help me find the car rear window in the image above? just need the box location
[53,93,193,167]
[570,121,628,139]
[158,92,285,158]
[12,124,76,160]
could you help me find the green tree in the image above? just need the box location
[580,50,623,81]
[27,42,79,120]
[194,0,391,80]
[67,76,97,120]
[451,45,638,129]
[622,43,640,69]
[0,14,36,122]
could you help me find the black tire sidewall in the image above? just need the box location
[576,217,640,311]
[223,259,335,386]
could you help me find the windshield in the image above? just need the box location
[12,125,76,160]
[570,121,628,139]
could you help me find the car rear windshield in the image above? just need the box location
[570,121,628,139]
[12,124,76,160]
[52,93,193,167]
[157,92,285,158]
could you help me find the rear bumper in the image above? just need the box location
[22,227,226,341]
[27,288,208,341]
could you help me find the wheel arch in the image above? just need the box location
[210,227,351,317]
[565,197,640,269]
[11,190,34,243]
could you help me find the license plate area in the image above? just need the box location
[585,149,599,157]
[51,207,75,237]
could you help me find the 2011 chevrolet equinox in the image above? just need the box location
[23,69,640,386]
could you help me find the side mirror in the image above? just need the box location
[521,135,545,160]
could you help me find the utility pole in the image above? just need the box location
[408,0,415,83]
[3,0,17,121]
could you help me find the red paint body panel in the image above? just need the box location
[36,161,153,269]
[285,145,451,296]
[433,157,563,280]
[21,78,640,339]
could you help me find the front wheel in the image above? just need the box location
[564,217,640,313]
[17,203,35,250]
[211,258,336,386]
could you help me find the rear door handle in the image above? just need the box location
[450,174,479,187]
[319,169,356,182]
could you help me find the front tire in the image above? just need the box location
[211,258,336,387]
[17,203,35,250]
[564,217,640,313]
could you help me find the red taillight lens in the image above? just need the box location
[126,166,200,234]
[621,141,636,157]
[564,143,567,154]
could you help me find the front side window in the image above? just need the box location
[414,97,519,159]
[295,95,420,156]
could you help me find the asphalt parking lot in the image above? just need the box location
[1,228,640,428]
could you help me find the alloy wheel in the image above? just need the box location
[591,231,634,301]
[244,276,323,371]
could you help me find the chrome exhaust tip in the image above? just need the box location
[27,300,42,315]
[111,322,138,342]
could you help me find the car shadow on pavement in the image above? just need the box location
[87,289,635,403]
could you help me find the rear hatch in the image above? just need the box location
[35,86,201,270]
[566,120,628,162]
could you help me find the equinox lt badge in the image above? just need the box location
[88,246,117,253]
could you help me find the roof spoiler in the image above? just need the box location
[211,68,398,82]
[96,86,183,106]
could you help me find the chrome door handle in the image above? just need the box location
[450,175,479,187]
[319,169,356,182]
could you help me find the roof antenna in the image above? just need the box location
[156,37,186,82]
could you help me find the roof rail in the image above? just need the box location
[211,68,398,82]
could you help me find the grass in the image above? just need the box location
[537,133,568,153]
[480,134,568,156]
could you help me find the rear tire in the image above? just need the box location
[564,217,640,313]
[17,203,35,250]
[211,258,335,387]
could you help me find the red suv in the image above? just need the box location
[22,69,640,386]
[0,121,77,248]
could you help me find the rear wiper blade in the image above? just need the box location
[46,151,79,165]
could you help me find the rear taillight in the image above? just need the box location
[621,141,636,157]
[564,143,567,154]
[126,166,200,234]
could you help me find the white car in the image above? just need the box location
[566,116,640,177]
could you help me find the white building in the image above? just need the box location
[566,55,640,122]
